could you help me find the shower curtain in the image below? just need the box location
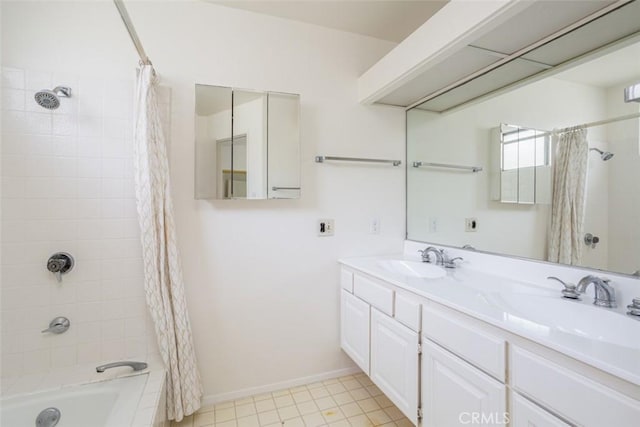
[133,65,203,421]
[548,127,588,265]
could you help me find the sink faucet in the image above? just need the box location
[96,361,148,373]
[418,247,443,265]
[576,275,616,308]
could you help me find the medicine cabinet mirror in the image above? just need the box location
[195,84,300,200]
[407,32,640,277]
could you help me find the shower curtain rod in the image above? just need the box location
[113,0,152,65]
[506,112,640,143]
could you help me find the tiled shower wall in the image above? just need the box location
[0,67,169,379]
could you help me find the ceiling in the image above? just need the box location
[207,0,448,42]
[554,40,640,88]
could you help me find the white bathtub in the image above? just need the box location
[0,374,147,427]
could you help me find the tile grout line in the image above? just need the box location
[173,374,411,427]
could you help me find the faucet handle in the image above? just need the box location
[443,257,463,269]
[547,276,580,300]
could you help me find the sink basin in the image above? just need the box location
[378,260,446,279]
[489,294,640,350]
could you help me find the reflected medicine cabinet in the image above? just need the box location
[490,124,551,205]
[195,84,301,200]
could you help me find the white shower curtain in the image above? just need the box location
[133,65,203,421]
[548,127,588,265]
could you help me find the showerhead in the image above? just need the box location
[34,86,72,110]
[590,147,614,161]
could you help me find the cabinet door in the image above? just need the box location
[511,393,570,427]
[341,290,370,374]
[370,309,419,425]
[422,340,506,427]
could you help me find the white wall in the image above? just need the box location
[1,1,405,400]
[407,77,608,263]
[606,82,640,274]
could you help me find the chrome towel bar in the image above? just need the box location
[412,161,482,172]
[315,156,401,166]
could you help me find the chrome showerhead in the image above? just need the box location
[590,147,614,161]
[34,86,72,110]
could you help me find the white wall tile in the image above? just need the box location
[25,112,52,135]
[51,345,77,368]
[1,154,27,177]
[0,68,155,378]
[25,70,52,91]
[2,88,26,111]
[52,114,77,136]
[78,115,102,137]
[52,136,77,157]
[25,134,53,156]
[2,67,25,89]
[77,137,101,157]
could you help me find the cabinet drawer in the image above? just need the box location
[511,392,570,427]
[354,274,394,316]
[341,269,354,292]
[422,305,505,381]
[394,293,421,332]
[422,340,506,427]
[511,346,640,426]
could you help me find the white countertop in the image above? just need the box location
[339,252,640,386]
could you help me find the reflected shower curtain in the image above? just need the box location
[134,65,203,421]
[548,127,588,265]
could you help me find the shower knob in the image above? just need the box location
[41,317,70,334]
[47,252,74,282]
[584,233,600,249]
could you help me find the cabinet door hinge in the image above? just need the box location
[417,408,423,419]
[418,343,422,354]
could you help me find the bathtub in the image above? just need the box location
[1,374,148,427]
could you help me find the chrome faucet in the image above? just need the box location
[418,247,443,264]
[96,361,148,373]
[576,275,616,308]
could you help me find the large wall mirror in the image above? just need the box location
[195,85,300,200]
[407,33,640,276]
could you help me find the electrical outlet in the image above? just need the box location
[318,219,334,236]
[465,218,478,232]
[429,217,438,233]
[370,218,380,234]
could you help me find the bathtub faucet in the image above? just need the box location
[96,361,148,373]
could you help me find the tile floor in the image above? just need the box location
[172,373,413,427]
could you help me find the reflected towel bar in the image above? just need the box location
[315,156,401,166]
[413,161,482,172]
[272,186,300,191]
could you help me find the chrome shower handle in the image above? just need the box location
[42,317,70,334]
[47,252,74,282]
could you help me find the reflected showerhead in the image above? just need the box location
[590,147,614,161]
[34,86,72,110]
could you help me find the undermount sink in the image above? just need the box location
[378,259,446,279]
[489,294,640,350]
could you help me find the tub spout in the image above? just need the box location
[96,361,148,373]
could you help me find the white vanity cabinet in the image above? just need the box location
[340,289,370,374]
[511,393,570,427]
[339,265,640,427]
[370,308,420,425]
[421,340,506,427]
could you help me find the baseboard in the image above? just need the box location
[201,366,362,407]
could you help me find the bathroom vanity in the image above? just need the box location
[339,243,640,427]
